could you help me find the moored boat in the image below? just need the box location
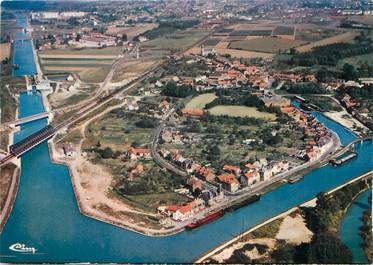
[225,194,261,212]
[185,210,225,230]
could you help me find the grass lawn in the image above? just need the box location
[185,93,217,109]
[229,37,305,53]
[208,105,277,120]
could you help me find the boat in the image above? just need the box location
[288,175,303,184]
[225,194,261,212]
[13,64,19,70]
[330,152,357,167]
[185,210,225,230]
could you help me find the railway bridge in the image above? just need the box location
[0,125,55,166]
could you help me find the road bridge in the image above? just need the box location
[1,112,50,127]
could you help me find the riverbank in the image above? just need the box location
[0,164,20,232]
[195,170,373,263]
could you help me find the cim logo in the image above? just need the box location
[9,243,37,254]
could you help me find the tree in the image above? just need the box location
[75,33,81,42]
[342,63,358,81]
[101,147,113,159]
[316,68,333,82]
[121,33,127,42]
[305,233,352,263]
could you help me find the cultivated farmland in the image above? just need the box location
[229,37,305,53]
[38,47,122,83]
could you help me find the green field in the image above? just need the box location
[208,105,277,120]
[142,29,210,51]
[185,93,217,109]
[229,37,305,53]
[337,53,373,68]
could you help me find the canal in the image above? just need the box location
[0,15,372,264]
[340,189,371,263]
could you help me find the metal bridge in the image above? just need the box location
[0,125,55,165]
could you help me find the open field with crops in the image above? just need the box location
[185,93,217,109]
[141,29,210,51]
[229,37,305,53]
[208,105,277,120]
[112,57,162,82]
[38,47,122,82]
[106,23,158,39]
[296,31,358,52]
[337,53,373,68]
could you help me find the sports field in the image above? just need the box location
[185,93,217,109]
[208,105,277,120]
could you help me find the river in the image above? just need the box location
[0,15,372,263]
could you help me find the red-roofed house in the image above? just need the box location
[218,174,240,192]
[223,164,241,175]
[241,171,260,186]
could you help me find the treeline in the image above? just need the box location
[281,82,326,94]
[143,19,199,39]
[272,180,370,264]
[360,194,372,263]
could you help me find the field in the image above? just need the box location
[185,93,217,109]
[0,43,10,61]
[229,37,305,53]
[337,53,373,68]
[295,28,344,42]
[229,29,273,36]
[106,23,158,40]
[38,47,122,82]
[296,31,358,53]
[208,105,277,120]
[202,38,222,46]
[273,26,295,36]
[141,29,210,52]
[112,58,162,83]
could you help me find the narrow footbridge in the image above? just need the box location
[1,112,50,127]
[0,125,55,165]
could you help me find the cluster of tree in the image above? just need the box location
[200,113,263,126]
[282,82,326,94]
[92,146,121,159]
[161,80,197,98]
[115,168,184,196]
[135,118,158,128]
[143,19,199,39]
[162,60,208,77]
[337,84,373,101]
[272,180,369,264]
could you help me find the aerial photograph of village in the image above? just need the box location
[0,0,372,263]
